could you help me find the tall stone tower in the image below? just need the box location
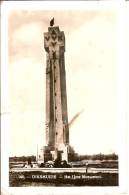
[42,22,70,162]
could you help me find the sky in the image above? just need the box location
[7,9,120,157]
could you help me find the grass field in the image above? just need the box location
[9,159,118,186]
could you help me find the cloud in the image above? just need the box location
[8,10,102,63]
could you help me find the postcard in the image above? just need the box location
[1,1,128,195]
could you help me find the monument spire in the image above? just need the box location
[42,22,70,162]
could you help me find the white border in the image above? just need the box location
[1,0,127,11]
[1,1,128,195]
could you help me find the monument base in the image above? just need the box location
[44,144,69,163]
[37,145,75,164]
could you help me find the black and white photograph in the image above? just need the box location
[1,1,128,194]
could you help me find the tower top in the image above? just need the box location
[44,25,65,53]
[50,18,54,27]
